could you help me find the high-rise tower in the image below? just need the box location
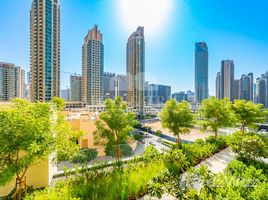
[126,26,145,115]
[220,60,234,101]
[82,25,104,105]
[30,0,60,101]
[195,42,208,103]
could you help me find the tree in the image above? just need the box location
[232,100,267,134]
[94,96,138,163]
[0,98,81,199]
[159,99,194,145]
[198,97,234,137]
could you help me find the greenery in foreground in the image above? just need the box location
[24,136,227,200]
[0,98,82,199]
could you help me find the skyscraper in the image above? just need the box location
[172,92,187,103]
[115,74,127,101]
[195,42,208,103]
[240,73,253,101]
[126,26,145,115]
[256,72,268,107]
[26,71,31,100]
[30,0,60,102]
[220,60,234,101]
[70,75,82,101]
[233,79,240,100]
[103,72,116,100]
[0,62,25,101]
[82,25,104,105]
[60,87,70,101]
[216,72,221,99]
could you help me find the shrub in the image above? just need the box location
[133,133,143,141]
[228,131,268,160]
[155,130,162,136]
[143,145,160,159]
[182,136,227,165]
[72,148,98,164]
[164,148,189,174]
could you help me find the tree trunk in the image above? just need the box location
[215,130,218,138]
[13,175,26,200]
[241,124,245,134]
[177,134,182,148]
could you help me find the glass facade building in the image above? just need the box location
[195,42,208,103]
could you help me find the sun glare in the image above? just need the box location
[118,0,174,37]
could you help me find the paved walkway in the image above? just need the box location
[195,147,235,173]
[140,148,235,200]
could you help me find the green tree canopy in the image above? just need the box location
[0,98,81,198]
[198,97,234,137]
[159,99,194,145]
[94,96,138,162]
[232,100,267,133]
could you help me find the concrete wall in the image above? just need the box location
[0,158,56,197]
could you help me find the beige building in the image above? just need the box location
[30,0,60,102]
[220,60,234,101]
[126,27,145,115]
[0,62,25,101]
[82,25,104,105]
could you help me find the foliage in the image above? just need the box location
[104,141,133,158]
[26,136,228,200]
[134,123,142,129]
[159,99,194,145]
[0,98,81,194]
[198,97,235,137]
[232,100,267,133]
[163,148,189,174]
[228,131,268,160]
[94,96,138,162]
[197,159,268,199]
[143,145,159,158]
[155,130,162,136]
[72,148,98,164]
[133,133,143,141]
[24,181,79,200]
[182,136,227,165]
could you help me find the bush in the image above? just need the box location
[133,133,143,141]
[143,145,159,157]
[182,136,227,165]
[164,148,189,174]
[155,130,162,136]
[72,148,98,164]
[228,131,268,160]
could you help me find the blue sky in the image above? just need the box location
[0,0,268,95]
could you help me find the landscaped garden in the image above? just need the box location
[25,136,228,200]
[1,97,268,199]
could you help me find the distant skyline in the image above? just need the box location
[0,0,268,95]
